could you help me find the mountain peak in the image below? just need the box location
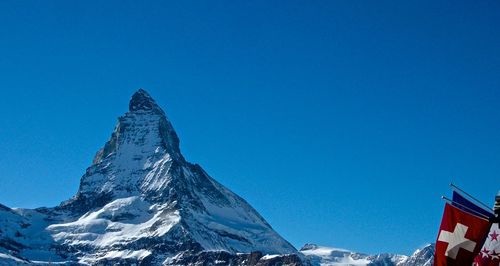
[129,88,162,113]
[2,89,299,265]
[89,89,182,169]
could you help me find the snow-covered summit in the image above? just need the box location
[61,90,184,213]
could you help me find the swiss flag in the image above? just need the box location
[434,203,491,266]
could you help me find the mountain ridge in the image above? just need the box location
[300,243,434,266]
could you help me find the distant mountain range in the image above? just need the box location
[301,243,434,266]
[0,90,434,265]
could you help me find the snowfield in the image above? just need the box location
[300,244,434,266]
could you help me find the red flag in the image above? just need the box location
[474,223,500,266]
[434,203,491,266]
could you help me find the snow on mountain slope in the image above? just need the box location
[301,245,370,265]
[0,204,68,264]
[48,196,180,249]
[0,204,27,262]
[398,245,434,266]
[300,244,434,266]
[0,89,300,265]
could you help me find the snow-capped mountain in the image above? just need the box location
[0,89,435,265]
[300,244,434,266]
[0,89,301,265]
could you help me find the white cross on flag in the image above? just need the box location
[434,203,491,266]
[474,223,500,266]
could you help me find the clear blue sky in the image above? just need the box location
[0,0,499,256]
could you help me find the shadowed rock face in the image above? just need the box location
[129,89,163,113]
[0,89,301,265]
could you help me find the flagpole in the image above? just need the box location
[494,192,500,222]
[449,183,493,211]
[441,196,491,220]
